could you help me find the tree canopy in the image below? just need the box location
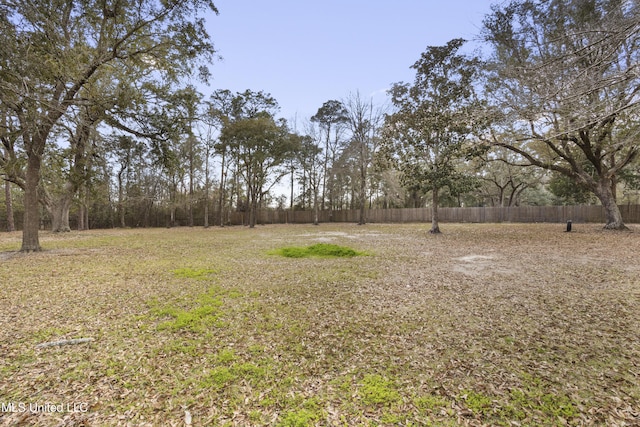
[218,91,299,228]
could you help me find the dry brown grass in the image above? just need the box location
[0,223,638,426]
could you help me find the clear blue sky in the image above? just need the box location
[204,1,499,125]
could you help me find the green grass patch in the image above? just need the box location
[358,374,402,406]
[214,348,236,364]
[277,399,323,427]
[500,373,580,421]
[414,394,450,413]
[171,267,218,279]
[458,376,580,424]
[459,389,493,416]
[277,408,321,427]
[200,366,236,390]
[270,243,365,258]
[151,286,238,332]
[161,340,201,357]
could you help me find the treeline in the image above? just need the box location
[1,1,639,250]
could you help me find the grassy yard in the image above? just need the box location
[0,223,638,426]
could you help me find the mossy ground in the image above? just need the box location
[270,242,365,258]
[0,223,638,426]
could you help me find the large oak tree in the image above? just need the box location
[482,0,640,229]
[0,0,217,251]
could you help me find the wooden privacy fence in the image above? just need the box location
[228,204,640,225]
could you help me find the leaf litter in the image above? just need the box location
[0,223,638,426]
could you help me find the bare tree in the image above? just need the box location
[343,92,385,225]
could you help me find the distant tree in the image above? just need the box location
[295,127,323,224]
[201,117,216,229]
[482,0,640,229]
[169,86,204,227]
[212,90,300,228]
[221,113,298,228]
[1,107,18,231]
[371,169,405,209]
[548,172,597,205]
[215,139,232,227]
[107,135,139,228]
[311,100,349,210]
[47,101,103,232]
[207,89,237,226]
[343,92,385,225]
[1,126,16,232]
[474,146,546,207]
[330,144,358,210]
[619,157,640,204]
[384,39,484,233]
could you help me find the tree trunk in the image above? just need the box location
[21,155,42,252]
[50,110,92,233]
[143,199,151,228]
[83,205,89,230]
[48,179,77,232]
[247,179,256,228]
[4,180,15,232]
[218,152,226,227]
[249,198,257,228]
[358,142,367,225]
[313,184,319,226]
[290,165,294,210]
[301,169,307,209]
[595,179,627,230]
[430,187,441,234]
[49,188,73,233]
[117,169,126,228]
[358,197,366,225]
[321,129,330,211]
[78,204,85,231]
[204,147,210,229]
[188,135,195,228]
[187,190,194,227]
[119,201,126,228]
[78,186,89,231]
